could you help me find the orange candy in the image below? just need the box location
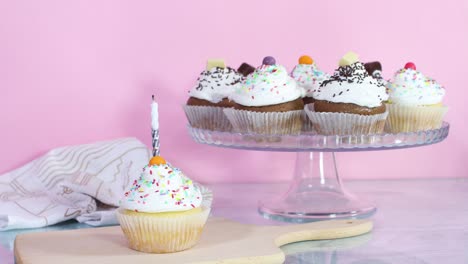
[299,55,314,65]
[149,156,166,166]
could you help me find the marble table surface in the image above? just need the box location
[1,179,468,264]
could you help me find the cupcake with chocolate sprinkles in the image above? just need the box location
[184,59,245,131]
[224,56,304,135]
[305,52,389,135]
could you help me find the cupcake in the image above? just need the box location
[117,156,211,253]
[305,52,389,135]
[291,55,330,105]
[225,56,304,135]
[184,59,245,131]
[385,62,447,132]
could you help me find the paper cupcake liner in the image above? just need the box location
[304,104,388,135]
[223,108,303,135]
[195,182,213,209]
[301,106,314,133]
[385,104,448,133]
[117,207,211,253]
[183,105,232,132]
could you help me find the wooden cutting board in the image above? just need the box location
[15,218,372,264]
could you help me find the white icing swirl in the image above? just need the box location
[387,68,445,106]
[229,64,302,106]
[120,163,202,213]
[291,64,329,98]
[314,62,388,108]
[189,67,243,103]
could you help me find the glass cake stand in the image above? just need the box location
[187,122,450,222]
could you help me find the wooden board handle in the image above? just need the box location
[271,219,373,246]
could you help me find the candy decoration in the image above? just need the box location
[262,56,276,65]
[404,62,416,70]
[151,95,160,157]
[149,156,166,166]
[237,62,256,77]
[206,59,226,71]
[299,55,313,65]
[339,52,359,67]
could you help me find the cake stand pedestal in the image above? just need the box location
[188,122,449,222]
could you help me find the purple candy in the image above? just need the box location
[262,56,276,65]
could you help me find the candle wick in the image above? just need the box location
[152,94,155,101]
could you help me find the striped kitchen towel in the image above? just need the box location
[0,138,151,231]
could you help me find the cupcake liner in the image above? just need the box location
[117,206,211,253]
[385,104,448,133]
[223,108,303,135]
[301,105,314,133]
[304,104,388,135]
[183,105,232,131]
[195,182,213,209]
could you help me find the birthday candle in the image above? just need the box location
[151,95,160,156]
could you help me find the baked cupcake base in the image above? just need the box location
[385,104,448,133]
[184,105,233,132]
[224,108,303,135]
[305,104,388,135]
[314,100,386,115]
[117,207,211,254]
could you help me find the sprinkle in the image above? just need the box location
[191,204,195,208]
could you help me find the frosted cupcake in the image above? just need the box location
[291,55,329,105]
[117,156,211,253]
[385,62,447,132]
[305,52,389,135]
[184,59,244,131]
[225,56,304,135]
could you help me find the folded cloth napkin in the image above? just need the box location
[0,138,150,231]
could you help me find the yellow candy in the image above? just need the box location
[339,52,359,67]
[206,59,226,71]
[149,156,166,166]
[299,55,313,65]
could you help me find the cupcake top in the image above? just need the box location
[120,156,202,213]
[189,59,244,103]
[386,62,445,106]
[314,52,388,108]
[291,55,329,98]
[364,61,387,86]
[229,56,302,107]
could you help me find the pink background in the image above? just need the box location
[1,1,467,182]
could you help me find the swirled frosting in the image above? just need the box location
[189,67,243,103]
[386,68,445,106]
[314,62,388,108]
[120,162,202,213]
[291,63,329,98]
[230,64,302,106]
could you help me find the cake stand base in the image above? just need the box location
[258,152,376,222]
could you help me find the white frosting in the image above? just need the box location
[229,64,302,106]
[314,62,388,108]
[120,163,202,213]
[291,64,329,98]
[387,68,445,106]
[189,67,243,103]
